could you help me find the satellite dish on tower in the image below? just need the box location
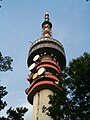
[28,63,35,71]
[55,81,58,84]
[33,55,40,62]
[32,73,38,79]
[38,67,45,75]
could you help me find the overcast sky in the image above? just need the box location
[0,0,90,119]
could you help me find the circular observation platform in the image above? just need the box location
[27,37,66,70]
[27,79,62,105]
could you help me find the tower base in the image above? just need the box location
[32,89,53,120]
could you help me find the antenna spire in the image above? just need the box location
[42,11,52,37]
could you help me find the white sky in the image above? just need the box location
[0,0,90,119]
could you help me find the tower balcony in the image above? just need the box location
[28,37,66,70]
[27,57,62,104]
[27,74,62,105]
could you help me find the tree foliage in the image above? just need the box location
[0,52,28,119]
[0,52,13,72]
[6,107,28,120]
[0,52,13,111]
[0,86,8,111]
[44,52,90,120]
[0,107,28,120]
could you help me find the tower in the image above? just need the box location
[26,11,66,120]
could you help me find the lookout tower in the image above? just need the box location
[26,11,66,120]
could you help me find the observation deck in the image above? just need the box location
[28,37,66,70]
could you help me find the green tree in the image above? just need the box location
[6,107,28,120]
[0,52,13,111]
[0,52,28,119]
[0,86,8,111]
[0,52,13,72]
[44,52,90,120]
[0,107,28,120]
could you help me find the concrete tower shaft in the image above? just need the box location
[26,12,66,120]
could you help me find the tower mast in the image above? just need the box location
[26,11,66,120]
[42,11,52,37]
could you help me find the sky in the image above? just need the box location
[0,0,90,119]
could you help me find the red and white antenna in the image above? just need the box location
[42,11,52,37]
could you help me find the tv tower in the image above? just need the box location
[26,11,66,120]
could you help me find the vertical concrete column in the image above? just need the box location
[32,89,53,120]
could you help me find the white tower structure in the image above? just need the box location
[25,11,66,120]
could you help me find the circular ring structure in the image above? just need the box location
[33,54,40,62]
[32,73,38,79]
[38,67,45,75]
[28,63,35,71]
